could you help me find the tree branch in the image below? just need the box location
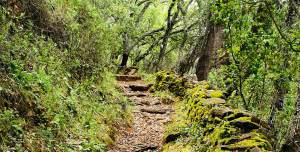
[264,0,299,52]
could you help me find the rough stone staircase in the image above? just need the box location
[108,74,174,152]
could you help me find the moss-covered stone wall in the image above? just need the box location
[152,71,274,152]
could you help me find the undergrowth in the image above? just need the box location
[0,1,130,151]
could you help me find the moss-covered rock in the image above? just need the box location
[221,132,272,151]
[153,71,274,152]
[206,90,224,98]
[202,98,226,105]
[151,71,190,97]
[163,142,192,152]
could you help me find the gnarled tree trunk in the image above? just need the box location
[195,18,224,81]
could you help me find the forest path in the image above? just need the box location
[107,74,174,152]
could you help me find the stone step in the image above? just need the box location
[133,144,158,152]
[135,100,151,106]
[124,68,138,75]
[125,92,148,97]
[129,84,152,92]
[116,75,142,81]
[140,107,172,114]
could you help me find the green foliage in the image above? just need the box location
[0,0,299,151]
[0,1,131,151]
[207,0,300,149]
[153,91,176,104]
[0,110,25,145]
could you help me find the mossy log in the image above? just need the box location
[153,71,275,152]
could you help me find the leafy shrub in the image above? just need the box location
[0,1,130,151]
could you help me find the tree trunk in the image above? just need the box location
[268,79,286,127]
[178,22,208,76]
[195,16,224,81]
[156,27,172,70]
[119,33,130,68]
[154,0,178,71]
[286,0,300,27]
[195,24,212,81]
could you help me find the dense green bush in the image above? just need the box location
[0,1,130,151]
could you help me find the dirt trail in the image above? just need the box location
[108,74,174,152]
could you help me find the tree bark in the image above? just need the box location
[120,33,130,68]
[195,24,211,80]
[195,13,224,81]
[178,20,208,75]
[155,0,178,71]
[286,0,300,27]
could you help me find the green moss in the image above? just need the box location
[188,85,207,98]
[231,116,252,122]
[152,71,189,97]
[203,122,237,145]
[198,81,211,89]
[210,90,223,98]
[153,91,175,104]
[224,132,272,151]
[153,71,273,152]
[163,142,192,152]
[163,119,188,143]
[229,116,260,129]
[202,98,226,105]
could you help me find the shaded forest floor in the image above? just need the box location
[107,74,174,152]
